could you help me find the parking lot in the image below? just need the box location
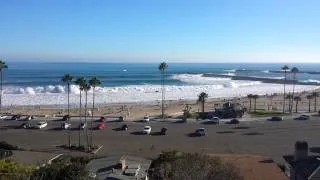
[0,114,320,163]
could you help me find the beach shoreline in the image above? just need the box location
[2,86,319,121]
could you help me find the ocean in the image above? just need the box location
[2,62,320,106]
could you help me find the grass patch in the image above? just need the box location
[248,110,284,117]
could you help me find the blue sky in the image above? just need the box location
[1,0,320,63]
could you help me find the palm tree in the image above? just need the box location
[247,94,254,112]
[62,73,73,147]
[312,91,319,112]
[307,94,313,113]
[75,77,85,147]
[89,76,101,147]
[252,94,259,112]
[197,92,208,113]
[82,81,91,150]
[286,94,293,113]
[158,62,168,120]
[291,67,299,112]
[293,96,301,113]
[282,65,290,113]
[0,60,8,115]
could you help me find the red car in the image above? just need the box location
[99,117,106,123]
[97,122,105,130]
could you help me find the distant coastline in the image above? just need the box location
[203,73,320,86]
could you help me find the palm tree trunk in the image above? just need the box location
[90,87,95,147]
[254,99,257,112]
[283,71,286,113]
[315,96,317,112]
[0,70,3,115]
[78,91,82,147]
[85,90,89,150]
[202,101,205,113]
[67,83,71,147]
[291,74,296,112]
[309,99,311,112]
[295,100,298,113]
[161,71,164,119]
[249,99,252,112]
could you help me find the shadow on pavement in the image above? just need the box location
[233,126,250,130]
[310,147,320,154]
[130,131,145,135]
[243,132,264,136]
[216,131,234,134]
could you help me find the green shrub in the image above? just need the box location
[150,151,243,180]
[0,159,35,179]
[198,112,207,119]
[248,110,283,117]
[31,157,91,180]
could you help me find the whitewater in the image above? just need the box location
[2,74,318,106]
[2,62,320,106]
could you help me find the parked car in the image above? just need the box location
[62,115,70,121]
[79,123,86,130]
[121,124,128,131]
[229,118,240,124]
[97,122,105,130]
[142,116,150,122]
[11,115,21,120]
[269,116,283,121]
[99,117,106,122]
[21,122,32,129]
[0,115,8,120]
[35,121,47,129]
[211,117,220,124]
[160,127,168,135]
[25,116,34,121]
[143,126,152,134]
[295,115,310,120]
[195,128,206,136]
[61,122,71,130]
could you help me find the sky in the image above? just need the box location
[1,0,320,63]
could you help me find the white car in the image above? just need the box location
[61,122,71,130]
[0,115,8,120]
[142,116,150,122]
[35,121,48,129]
[143,126,152,134]
[211,117,220,124]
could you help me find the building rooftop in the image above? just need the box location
[217,154,288,180]
[86,155,152,180]
[283,155,320,179]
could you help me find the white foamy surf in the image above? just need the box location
[2,75,318,106]
[302,79,320,84]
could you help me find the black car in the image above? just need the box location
[295,115,310,120]
[229,119,240,124]
[62,115,70,121]
[11,115,21,120]
[160,127,168,135]
[195,128,206,136]
[21,122,32,129]
[121,124,128,131]
[269,116,283,121]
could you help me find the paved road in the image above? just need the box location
[0,114,320,163]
